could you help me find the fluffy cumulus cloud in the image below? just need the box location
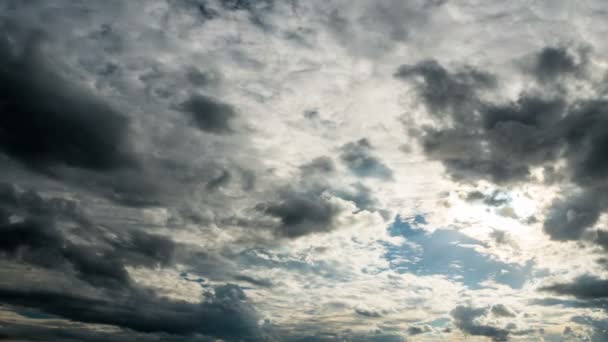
[2,0,608,341]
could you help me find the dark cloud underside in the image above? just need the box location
[450,305,509,341]
[180,94,236,134]
[256,187,343,238]
[396,48,608,244]
[0,36,135,172]
[540,275,608,300]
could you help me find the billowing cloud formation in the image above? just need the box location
[0,35,135,172]
[541,275,608,300]
[0,183,266,340]
[450,305,509,341]
[395,60,496,120]
[2,0,608,341]
[256,187,344,238]
[0,285,261,338]
[533,46,588,83]
[396,46,608,246]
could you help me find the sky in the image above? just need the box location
[1,0,608,341]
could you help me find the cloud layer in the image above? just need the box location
[1,0,608,341]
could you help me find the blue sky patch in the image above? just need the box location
[383,215,535,289]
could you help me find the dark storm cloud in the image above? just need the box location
[0,182,88,225]
[0,184,175,289]
[0,35,136,173]
[395,59,495,120]
[339,139,393,180]
[543,192,603,241]
[450,305,509,341]
[249,159,383,238]
[420,95,566,183]
[540,275,608,299]
[596,230,608,250]
[0,284,263,339]
[0,182,256,285]
[111,228,177,268]
[0,29,179,208]
[3,221,134,289]
[0,183,267,339]
[0,322,215,342]
[395,57,568,184]
[533,46,587,83]
[396,48,608,243]
[180,94,236,134]
[256,187,343,238]
[529,297,608,310]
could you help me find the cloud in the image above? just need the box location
[450,305,509,341]
[396,48,608,246]
[0,183,269,339]
[321,0,444,58]
[179,94,236,134]
[3,0,608,340]
[0,34,136,173]
[0,322,215,342]
[0,184,180,284]
[395,52,594,182]
[300,156,336,175]
[596,230,608,250]
[354,307,382,318]
[543,191,603,241]
[256,187,344,238]
[533,46,588,83]
[395,59,496,119]
[466,190,510,207]
[571,316,608,342]
[332,182,378,212]
[407,325,431,335]
[0,284,264,339]
[540,275,608,299]
[339,139,393,180]
[205,168,232,190]
[491,304,516,318]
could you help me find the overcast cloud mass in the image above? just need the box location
[2,1,608,341]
